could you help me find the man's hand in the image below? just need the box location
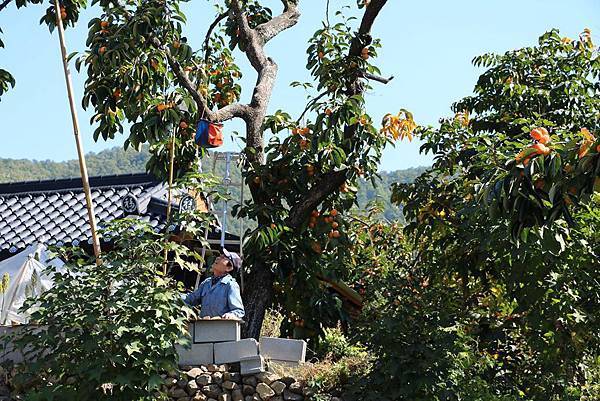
[222,313,238,320]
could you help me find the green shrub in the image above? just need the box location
[316,326,367,361]
[8,218,203,400]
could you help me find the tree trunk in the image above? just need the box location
[241,257,274,339]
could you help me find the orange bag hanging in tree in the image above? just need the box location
[195,119,224,148]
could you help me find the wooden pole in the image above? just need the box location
[53,0,102,266]
[163,131,176,275]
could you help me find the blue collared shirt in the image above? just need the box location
[184,274,245,319]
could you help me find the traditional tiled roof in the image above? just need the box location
[0,173,232,260]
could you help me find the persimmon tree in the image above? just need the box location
[387,30,599,400]
[456,29,598,239]
[0,0,413,338]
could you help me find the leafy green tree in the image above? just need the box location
[378,29,600,401]
[8,220,197,400]
[455,29,597,238]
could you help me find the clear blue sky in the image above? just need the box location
[0,0,598,171]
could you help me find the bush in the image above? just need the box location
[8,219,203,400]
[316,326,366,361]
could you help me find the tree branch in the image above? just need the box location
[150,35,251,123]
[0,0,13,13]
[150,36,209,115]
[255,0,300,44]
[229,0,266,71]
[286,170,348,228]
[349,0,389,57]
[229,0,300,165]
[296,91,327,125]
[203,11,228,64]
[361,72,394,84]
[285,0,389,229]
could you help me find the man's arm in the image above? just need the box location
[184,283,203,307]
[224,281,245,319]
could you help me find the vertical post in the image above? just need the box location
[53,0,101,266]
[221,152,231,249]
[237,154,244,292]
[163,131,176,275]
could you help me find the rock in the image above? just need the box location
[196,374,212,386]
[207,364,219,372]
[331,398,342,401]
[0,386,9,397]
[280,377,295,386]
[288,382,302,394]
[177,397,191,401]
[218,364,228,372]
[270,381,286,395]
[177,378,188,389]
[256,372,279,386]
[282,389,303,401]
[228,372,242,383]
[202,384,222,399]
[271,397,283,401]
[170,387,189,398]
[212,372,224,384]
[218,394,231,401]
[222,381,239,391]
[232,389,244,401]
[256,383,275,400]
[192,394,208,401]
[242,376,258,386]
[187,368,205,379]
[187,380,199,395]
[181,365,194,371]
[242,384,255,396]
[302,387,314,398]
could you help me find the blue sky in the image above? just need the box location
[0,0,598,171]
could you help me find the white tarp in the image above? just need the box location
[0,244,63,325]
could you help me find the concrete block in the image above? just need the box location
[267,360,302,373]
[240,355,265,375]
[259,337,306,363]
[176,343,214,366]
[214,339,258,364]
[193,319,241,343]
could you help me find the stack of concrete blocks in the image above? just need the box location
[176,319,242,366]
[175,320,308,375]
[259,336,307,371]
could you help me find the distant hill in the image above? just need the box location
[0,146,428,222]
[0,147,149,183]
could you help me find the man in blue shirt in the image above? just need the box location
[184,248,245,319]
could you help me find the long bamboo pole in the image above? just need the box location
[163,131,176,275]
[53,0,102,266]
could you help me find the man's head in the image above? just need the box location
[211,248,242,276]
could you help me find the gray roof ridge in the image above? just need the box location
[0,173,160,195]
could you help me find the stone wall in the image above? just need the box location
[0,363,343,401]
